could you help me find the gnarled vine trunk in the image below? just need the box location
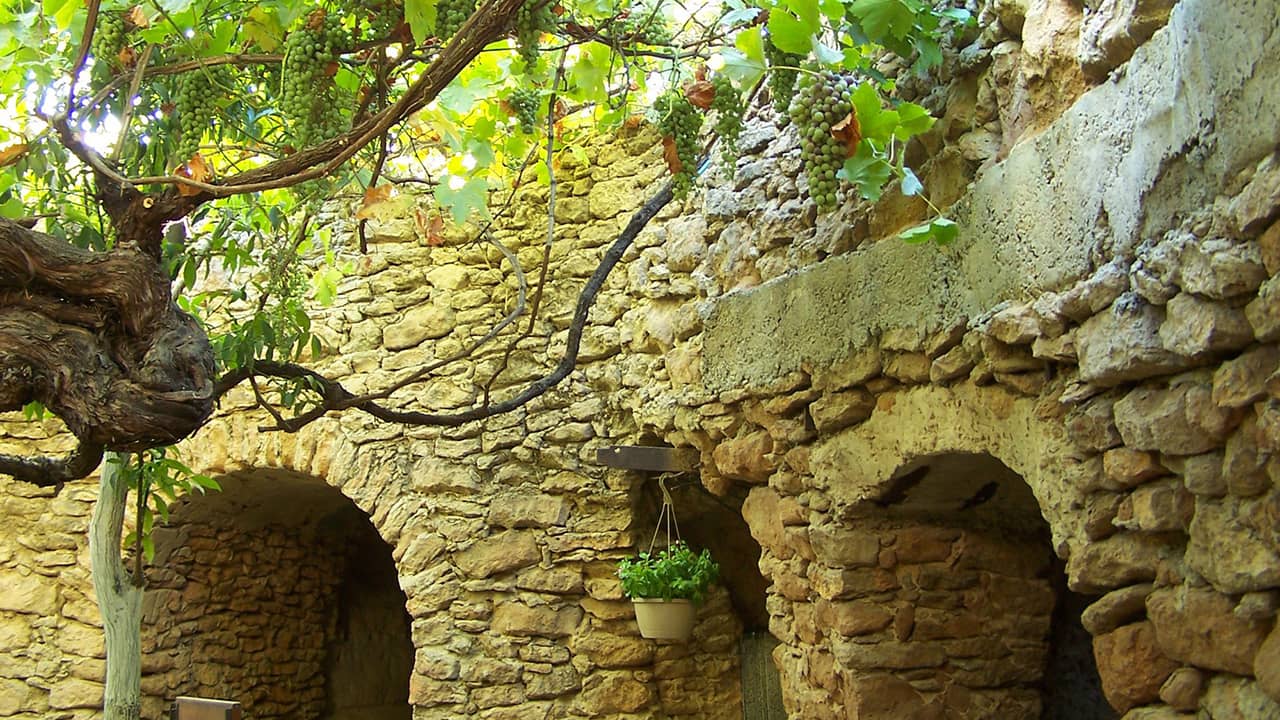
[0,218,215,484]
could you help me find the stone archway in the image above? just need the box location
[741,382,1122,719]
[140,468,413,720]
[870,452,1114,720]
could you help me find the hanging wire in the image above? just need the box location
[646,473,684,554]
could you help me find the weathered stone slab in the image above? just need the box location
[704,0,1280,391]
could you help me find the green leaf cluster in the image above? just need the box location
[111,448,220,561]
[617,542,720,604]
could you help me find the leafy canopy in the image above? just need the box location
[0,0,966,530]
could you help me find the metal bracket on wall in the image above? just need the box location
[595,445,699,472]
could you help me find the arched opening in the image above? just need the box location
[636,476,786,719]
[140,468,413,720]
[874,452,1114,720]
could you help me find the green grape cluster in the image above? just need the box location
[654,90,702,198]
[174,67,230,161]
[363,0,403,38]
[281,13,350,147]
[91,11,127,67]
[764,37,802,116]
[514,1,556,69]
[789,71,853,212]
[710,75,744,164]
[615,7,672,45]
[436,0,477,40]
[508,88,540,134]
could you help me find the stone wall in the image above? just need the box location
[637,0,1280,716]
[2,0,1279,718]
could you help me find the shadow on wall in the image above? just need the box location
[141,469,412,720]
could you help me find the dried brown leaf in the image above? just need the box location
[306,8,328,31]
[173,154,211,196]
[661,135,682,174]
[0,143,30,168]
[355,184,394,220]
[831,110,862,157]
[415,208,446,246]
[125,6,149,29]
[684,80,715,110]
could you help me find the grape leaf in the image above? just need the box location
[41,0,80,32]
[813,39,844,66]
[929,217,958,244]
[782,0,820,28]
[850,83,898,144]
[900,217,958,244]
[838,140,892,201]
[719,26,766,85]
[570,44,609,104]
[243,7,282,51]
[894,101,935,140]
[766,10,811,55]
[435,175,490,225]
[405,0,438,45]
[849,0,915,41]
[899,166,923,196]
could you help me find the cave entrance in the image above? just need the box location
[877,452,1114,720]
[142,469,413,720]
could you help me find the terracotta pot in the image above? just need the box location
[632,598,697,640]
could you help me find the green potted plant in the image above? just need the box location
[617,541,720,640]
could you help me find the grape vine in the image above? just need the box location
[508,87,540,134]
[280,11,350,148]
[91,11,127,68]
[514,1,556,70]
[710,75,744,166]
[654,89,702,198]
[789,71,853,212]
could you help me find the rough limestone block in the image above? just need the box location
[1078,0,1176,80]
[382,305,456,350]
[453,531,540,579]
[1113,382,1237,455]
[1081,583,1154,635]
[1067,533,1165,593]
[1256,626,1280,704]
[1213,345,1280,408]
[1147,586,1271,674]
[1093,621,1179,714]
[1078,296,1188,385]
[1178,238,1267,300]
[1247,275,1280,342]
[1186,493,1280,595]
[1159,293,1254,357]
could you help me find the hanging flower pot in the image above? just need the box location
[631,598,697,640]
[617,541,720,641]
[618,478,721,640]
